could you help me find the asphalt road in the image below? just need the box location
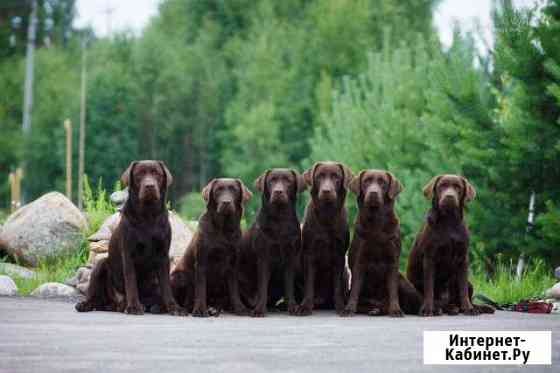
[0,297,557,373]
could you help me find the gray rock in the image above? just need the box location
[110,189,129,209]
[31,282,79,298]
[0,275,18,296]
[0,263,36,279]
[555,267,560,280]
[64,266,92,295]
[545,282,560,300]
[168,211,193,264]
[0,192,88,267]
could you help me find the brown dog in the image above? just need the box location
[170,178,251,317]
[295,161,352,316]
[239,168,305,317]
[343,169,422,317]
[406,174,494,316]
[76,160,184,316]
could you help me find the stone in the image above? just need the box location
[0,263,36,279]
[555,267,560,280]
[31,282,79,298]
[64,266,92,295]
[168,211,193,266]
[0,192,88,267]
[110,189,129,209]
[545,282,560,300]
[0,275,18,296]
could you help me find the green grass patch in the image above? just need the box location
[471,259,556,304]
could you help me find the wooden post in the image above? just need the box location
[9,172,15,212]
[9,168,23,212]
[78,39,87,210]
[64,119,72,200]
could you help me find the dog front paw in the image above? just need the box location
[419,303,434,317]
[75,301,94,312]
[461,306,479,316]
[192,306,210,317]
[340,307,355,317]
[294,303,313,316]
[387,305,404,318]
[287,302,298,315]
[167,303,188,316]
[124,302,145,315]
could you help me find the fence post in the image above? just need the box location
[64,119,72,200]
[9,168,23,212]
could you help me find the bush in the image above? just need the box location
[471,258,556,304]
[177,192,206,222]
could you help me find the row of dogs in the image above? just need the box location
[76,160,495,317]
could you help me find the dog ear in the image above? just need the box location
[349,170,365,195]
[121,161,137,188]
[461,176,476,202]
[422,175,442,200]
[202,179,216,205]
[291,170,306,193]
[254,170,270,193]
[237,179,253,204]
[386,171,404,200]
[158,161,173,187]
[338,163,353,189]
[303,162,320,188]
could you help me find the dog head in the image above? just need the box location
[303,161,352,205]
[423,174,475,213]
[254,168,305,206]
[349,169,403,209]
[202,178,252,216]
[121,160,173,205]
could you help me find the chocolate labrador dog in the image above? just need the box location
[295,161,352,316]
[76,160,184,316]
[406,174,494,316]
[343,169,422,317]
[239,168,305,317]
[170,178,251,317]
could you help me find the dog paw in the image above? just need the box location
[340,308,355,317]
[446,305,460,316]
[167,304,188,316]
[287,303,298,315]
[192,307,210,317]
[124,303,145,315]
[233,305,249,316]
[388,306,404,318]
[294,304,313,316]
[75,301,94,312]
[251,308,266,318]
[368,307,382,316]
[419,304,434,317]
[461,306,479,316]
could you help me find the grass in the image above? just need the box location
[471,259,556,305]
[0,177,115,295]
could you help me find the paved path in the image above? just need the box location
[0,297,557,373]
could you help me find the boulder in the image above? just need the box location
[168,211,193,266]
[0,192,88,267]
[31,282,79,298]
[0,263,36,279]
[555,267,560,280]
[0,275,18,296]
[545,282,560,300]
[64,266,92,295]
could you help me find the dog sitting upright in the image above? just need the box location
[240,168,306,317]
[406,174,494,316]
[76,160,184,316]
[295,161,352,316]
[343,169,421,317]
[170,178,251,317]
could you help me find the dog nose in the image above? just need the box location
[273,190,283,195]
[145,183,156,190]
[222,200,232,205]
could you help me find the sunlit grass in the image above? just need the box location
[471,259,556,304]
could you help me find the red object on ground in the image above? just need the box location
[512,301,553,314]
